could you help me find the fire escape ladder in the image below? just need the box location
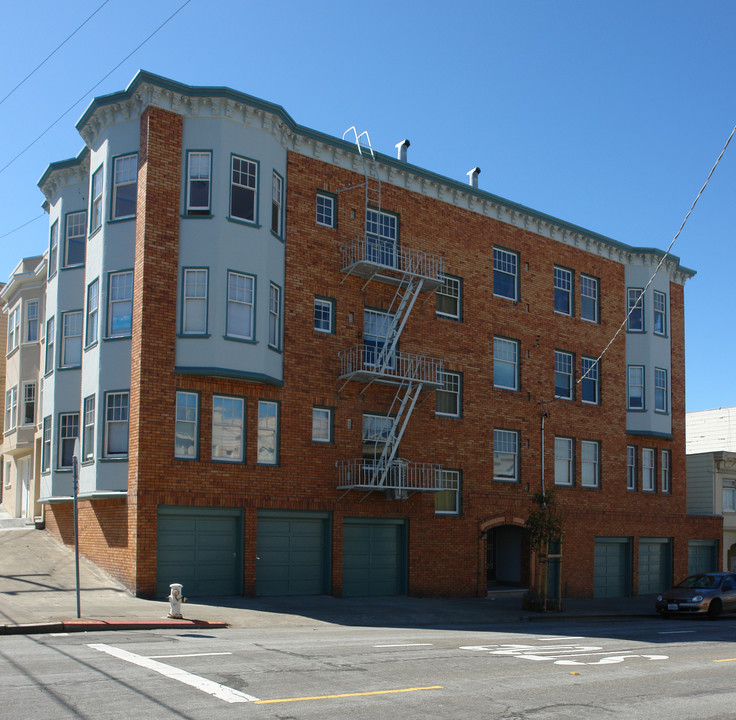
[342,127,381,216]
[374,276,423,373]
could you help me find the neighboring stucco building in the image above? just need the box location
[20,70,720,600]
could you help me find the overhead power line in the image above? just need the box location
[0,0,112,108]
[0,0,193,178]
[0,213,45,240]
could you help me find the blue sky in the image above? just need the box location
[1,0,734,412]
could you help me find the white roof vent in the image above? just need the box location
[395,139,410,162]
[467,167,481,188]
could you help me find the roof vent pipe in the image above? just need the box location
[395,139,410,162]
[467,167,481,188]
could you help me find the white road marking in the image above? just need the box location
[556,654,668,666]
[88,643,259,703]
[459,643,669,665]
[374,644,434,648]
[148,652,233,659]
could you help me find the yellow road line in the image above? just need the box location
[254,685,443,705]
[714,658,736,663]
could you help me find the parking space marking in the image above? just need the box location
[88,643,259,703]
[253,686,443,705]
[374,643,434,648]
[148,652,233,659]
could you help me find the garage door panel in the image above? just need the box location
[594,539,630,598]
[342,520,406,597]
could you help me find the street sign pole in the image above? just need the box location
[72,438,81,619]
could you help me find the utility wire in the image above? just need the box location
[0,213,45,240]
[0,0,112,108]
[0,0,193,178]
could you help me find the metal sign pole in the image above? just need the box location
[72,438,81,619]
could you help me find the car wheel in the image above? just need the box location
[708,598,722,620]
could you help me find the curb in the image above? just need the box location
[0,619,229,635]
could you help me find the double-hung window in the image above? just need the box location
[653,290,667,336]
[61,311,82,367]
[581,440,600,488]
[493,337,519,390]
[86,279,99,346]
[104,392,129,458]
[580,275,599,322]
[4,387,17,432]
[182,269,208,334]
[312,407,332,443]
[108,271,133,337]
[7,304,20,353]
[226,271,254,340]
[661,449,671,494]
[363,414,394,462]
[316,193,335,227]
[493,247,518,301]
[186,151,211,214]
[48,222,58,277]
[58,413,79,468]
[554,350,573,400]
[554,266,572,315]
[654,368,668,413]
[175,391,198,459]
[436,274,462,320]
[90,166,103,234]
[22,383,36,426]
[494,429,519,482]
[581,356,599,404]
[45,317,55,373]
[257,400,279,465]
[436,370,461,417]
[83,396,95,461]
[112,154,137,219]
[212,395,244,462]
[627,445,637,490]
[435,469,461,515]
[364,309,394,367]
[42,417,51,472]
[554,437,573,486]
[230,155,257,222]
[628,366,645,410]
[365,209,398,267]
[65,211,86,266]
[723,480,736,513]
[26,300,39,343]
[271,172,283,236]
[314,297,334,333]
[642,448,655,492]
[627,288,644,332]
[268,283,281,349]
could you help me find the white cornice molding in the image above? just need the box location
[39,155,90,202]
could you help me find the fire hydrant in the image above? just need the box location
[168,583,187,618]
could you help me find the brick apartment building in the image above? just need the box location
[25,70,721,599]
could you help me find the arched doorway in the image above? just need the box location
[483,518,531,591]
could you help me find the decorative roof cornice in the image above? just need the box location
[37,146,90,202]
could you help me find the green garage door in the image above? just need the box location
[638,538,672,594]
[343,518,407,597]
[689,540,718,575]
[256,511,330,596]
[594,537,631,598]
[157,507,242,598]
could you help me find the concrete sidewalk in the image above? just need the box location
[0,528,656,635]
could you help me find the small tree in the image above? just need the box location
[524,489,563,612]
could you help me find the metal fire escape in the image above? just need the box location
[336,129,446,499]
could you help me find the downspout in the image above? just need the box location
[540,405,548,507]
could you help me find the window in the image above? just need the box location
[364,309,394,367]
[661,449,671,494]
[48,221,58,277]
[61,311,82,367]
[627,288,644,332]
[112,154,137,219]
[493,247,518,300]
[230,155,257,222]
[226,271,255,340]
[26,299,39,342]
[580,275,599,323]
[554,350,573,400]
[269,283,280,349]
[86,279,99,346]
[58,413,79,468]
[175,391,198,459]
[316,192,335,227]
[642,448,655,492]
[581,356,599,404]
[212,395,244,462]
[314,297,334,333]
[62,213,86,269]
[436,370,461,417]
[494,429,519,482]
[42,417,51,472]
[436,274,462,320]
[182,269,208,334]
[653,290,667,336]
[83,396,95,461]
[554,266,572,315]
[628,366,645,410]
[7,304,20,353]
[723,480,736,513]
[45,317,55,373]
[5,387,17,432]
[654,368,668,413]
[581,440,599,488]
[366,208,398,267]
[312,407,332,443]
[257,400,278,465]
[22,383,35,426]
[271,171,283,236]
[363,414,394,460]
[627,445,637,491]
[104,392,129,457]
[108,271,133,337]
[493,337,519,390]
[186,151,211,214]
[435,469,460,515]
[90,166,103,234]
[554,437,573,486]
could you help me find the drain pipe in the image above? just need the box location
[540,404,549,507]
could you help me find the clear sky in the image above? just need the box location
[1,0,734,412]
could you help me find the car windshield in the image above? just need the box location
[676,574,722,589]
